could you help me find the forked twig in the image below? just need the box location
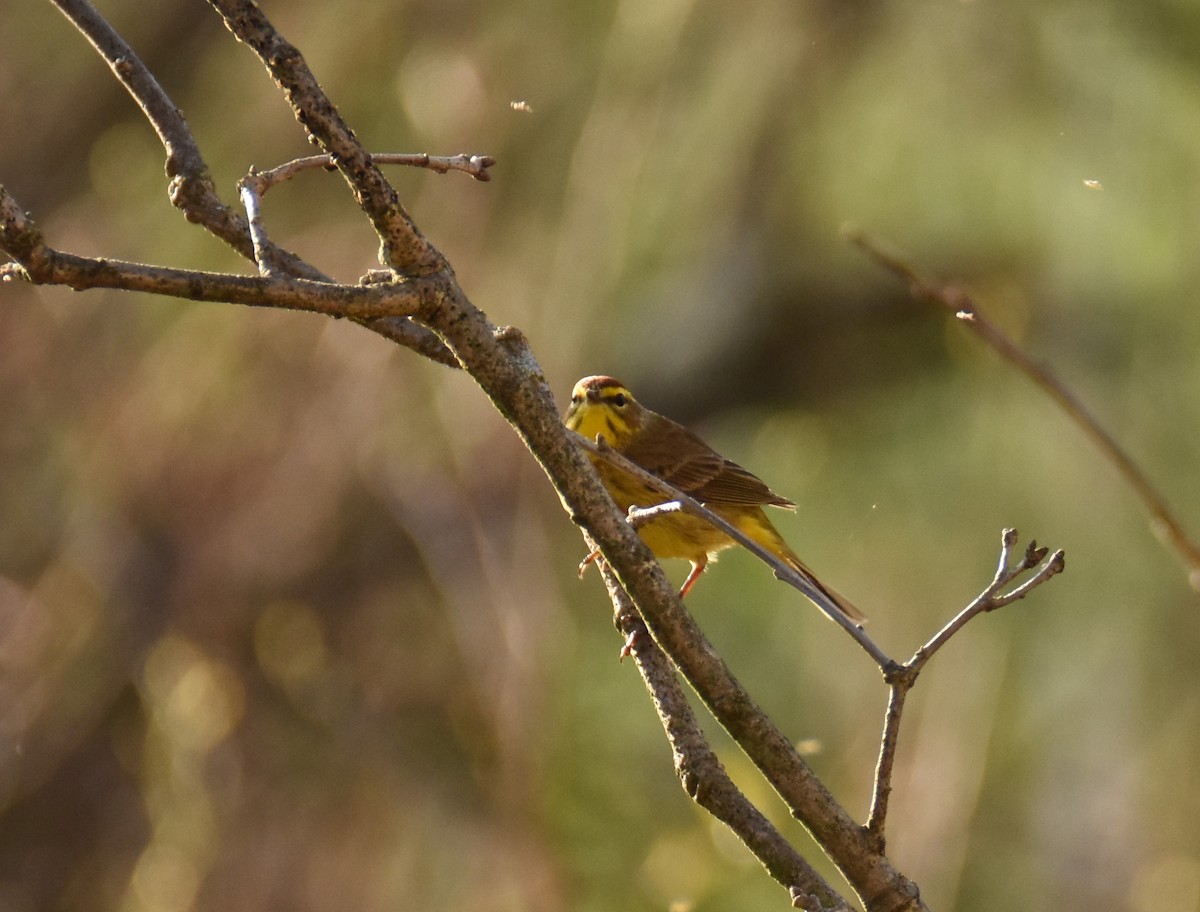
[847,226,1200,590]
[49,0,326,279]
[865,529,1065,848]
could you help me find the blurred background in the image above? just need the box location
[2,0,1200,910]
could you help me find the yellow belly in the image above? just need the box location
[591,456,776,564]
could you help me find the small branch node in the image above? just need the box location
[492,324,526,344]
[1024,539,1049,567]
[881,660,912,687]
[626,501,683,529]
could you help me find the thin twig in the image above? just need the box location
[912,534,1063,672]
[865,529,1064,847]
[866,683,908,853]
[243,153,497,195]
[847,225,1200,590]
[577,435,893,669]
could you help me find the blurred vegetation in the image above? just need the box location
[2,0,1200,910]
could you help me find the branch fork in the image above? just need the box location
[866,529,1065,849]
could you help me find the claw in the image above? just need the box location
[619,627,650,661]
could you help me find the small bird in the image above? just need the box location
[564,375,864,625]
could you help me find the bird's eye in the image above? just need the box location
[571,393,582,404]
[611,393,627,407]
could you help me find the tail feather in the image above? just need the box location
[728,509,867,626]
[780,550,867,627]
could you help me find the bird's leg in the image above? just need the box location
[577,548,602,578]
[678,557,708,598]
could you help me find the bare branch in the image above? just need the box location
[911,536,1063,673]
[208,0,444,274]
[0,195,426,318]
[49,0,325,279]
[866,530,1064,847]
[847,225,1200,590]
[865,683,908,854]
[237,181,283,277]
[595,557,854,912]
[244,153,497,196]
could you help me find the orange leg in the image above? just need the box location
[678,556,708,598]
[577,548,601,578]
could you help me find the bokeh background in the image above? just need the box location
[3,1,1200,910]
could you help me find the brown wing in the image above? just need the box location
[622,414,795,508]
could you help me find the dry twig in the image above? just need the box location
[865,530,1064,848]
[242,153,497,195]
[846,226,1200,590]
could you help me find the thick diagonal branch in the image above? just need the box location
[596,560,853,912]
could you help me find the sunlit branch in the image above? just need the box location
[49,0,325,279]
[593,551,853,911]
[208,0,444,274]
[865,529,1064,848]
[243,153,497,196]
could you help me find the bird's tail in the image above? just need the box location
[732,510,867,626]
[779,547,867,627]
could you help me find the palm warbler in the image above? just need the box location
[564,375,864,624]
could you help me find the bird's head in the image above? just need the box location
[564,375,644,447]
